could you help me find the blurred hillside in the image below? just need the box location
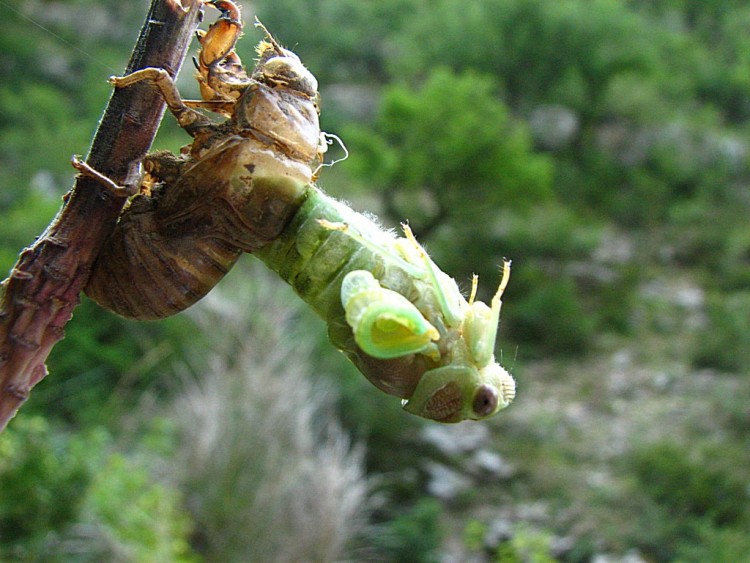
[1,0,749,561]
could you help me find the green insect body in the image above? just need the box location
[254,188,516,423]
[83,1,516,422]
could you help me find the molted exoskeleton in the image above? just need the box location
[85,1,323,319]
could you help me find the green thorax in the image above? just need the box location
[253,186,451,357]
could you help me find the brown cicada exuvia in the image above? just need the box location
[83,0,325,319]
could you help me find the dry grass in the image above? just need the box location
[171,262,369,562]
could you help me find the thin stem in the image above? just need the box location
[0,0,204,432]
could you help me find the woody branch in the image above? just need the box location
[0,0,204,431]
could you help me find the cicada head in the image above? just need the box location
[402,362,515,423]
[323,216,516,423]
[402,259,515,422]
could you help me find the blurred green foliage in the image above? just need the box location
[0,417,88,557]
[252,0,421,83]
[344,68,553,226]
[3,0,750,559]
[692,291,750,372]
[0,416,194,561]
[625,441,750,561]
[495,524,556,563]
[372,498,445,563]
[37,298,197,428]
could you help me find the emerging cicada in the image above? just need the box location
[255,200,515,423]
[84,0,516,422]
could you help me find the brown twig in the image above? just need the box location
[0,0,204,431]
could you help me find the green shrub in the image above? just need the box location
[372,498,445,563]
[626,441,749,560]
[394,0,658,115]
[507,264,595,356]
[495,523,556,563]
[463,518,487,552]
[342,67,552,237]
[83,447,195,563]
[674,520,750,562]
[0,416,89,558]
[717,226,750,290]
[0,416,195,562]
[692,291,750,374]
[253,0,421,83]
[631,442,747,525]
[34,297,198,427]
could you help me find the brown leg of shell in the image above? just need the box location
[71,156,140,197]
[110,68,213,134]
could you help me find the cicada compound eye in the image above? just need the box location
[472,384,498,418]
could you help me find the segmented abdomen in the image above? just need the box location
[254,188,436,398]
[85,138,310,320]
[85,193,242,320]
[255,190,383,319]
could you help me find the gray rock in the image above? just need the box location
[529,105,580,150]
[484,517,514,549]
[592,549,647,563]
[466,449,516,480]
[423,462,473,501]
[550,535,576,559]
[421,423,491,457]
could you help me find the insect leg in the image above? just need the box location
[318,219,464,326]
[200,1,243,68]
[490,259,512,318]
[109,69,213,135]
[463,259,512,367]
[341,270,440,361]
[468,274,479,305]
[401,224,462,326]
[71,156,140,197]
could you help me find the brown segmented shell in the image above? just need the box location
[85,137,310,319]
[84,7,323,320]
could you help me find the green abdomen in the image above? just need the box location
[254,187,387,348]
[255,186,444,399]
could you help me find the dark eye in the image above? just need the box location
[472,385,498,417]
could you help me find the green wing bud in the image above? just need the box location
[341,270,440,359]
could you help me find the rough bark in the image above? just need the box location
[0,0,204,431]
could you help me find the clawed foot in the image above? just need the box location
[71,156,140,197]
